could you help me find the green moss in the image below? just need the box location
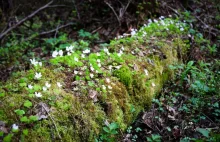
[113,66,132,88]
[0,19,189,141]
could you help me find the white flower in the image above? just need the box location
[118,50,123,56]
[98,63,101,67]
[74,70,78,74]
[148,19,152,23]
[154,19,158,23]
[90,73,94,78]
[58,50,63,56]
[97,59,101,63]
[52,51,58,58]
[42,86,47,91]
[131,51,135,54]
[103,48,109,53]
[35,72,42,79]
[96,53,100,56]
[30,58,38,66]
[74,57,79,62]
[67,52,71,56]
[90,66,94,71]
[38,62,42,66]
[95,70,99,73]
[12,124,19,130]
[45,82,51,88]
[152,83,156,87]
[180,27,184,31]
[160,20,165,26]
[121,46,125,51]
[102,85,106,90]
[83,49,90,54]
[57,82,62,88]
[115,66,121,69]
[81,54,85,58]
[28,84,33,89]
[35,92,42,97]
[144,69,149,76]
[108,85,112,89]
[66,45,74,52]
[131,31,136,36]
[108,65,112,70]
[106,78,110,83]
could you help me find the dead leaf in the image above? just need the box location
[89,90,99,102]
[34,102,50,120]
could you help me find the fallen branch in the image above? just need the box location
[0,0,54,40]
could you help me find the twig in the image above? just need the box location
[72,0,81,20]
[54,24,60,38]
[0,0,54,40]
[39,22,74,36]
[105,1,121,26]
[121,0,132,18]
[42,104,62,140]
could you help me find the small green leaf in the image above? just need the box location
[28,94,34,97]
[196,128,210,138]
[14,109,25,116]
[103,127,110,133]
[0,93,5,97]
[3,134,13,142]
[19,83,27,87]
[109,122,118,130]
[20,116,29,123]
[24,100,32,108]
[22,129,29,136]
[29,115,38,122]
[0,131,4,137]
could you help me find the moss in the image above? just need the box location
[113,66,132,88]
[0,20,189,141]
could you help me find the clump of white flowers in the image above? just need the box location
[83,49,90,54]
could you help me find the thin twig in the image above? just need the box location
[0,0,54,40]
[72,0,81,20]
[105,1,121,26]
[42,104,62,140]
[122,0,132,18]
[54,24,60,38]
[39,22,74,36]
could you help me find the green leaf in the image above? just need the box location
[0,131,4,137]
[19,83,27,87]
[0,93,5,97]
[3,134,13,142]
[14,109,25,116]
[109,122,118,130]
[28,94,34,97]
[103,127,110,133]
[29,115,38,122]
[33,85,41,91]
[24,100,32,108]
[22,129,29,136]
[196,128,210,138]
[20,116,29,123]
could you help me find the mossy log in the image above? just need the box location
[0,19,189,141]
